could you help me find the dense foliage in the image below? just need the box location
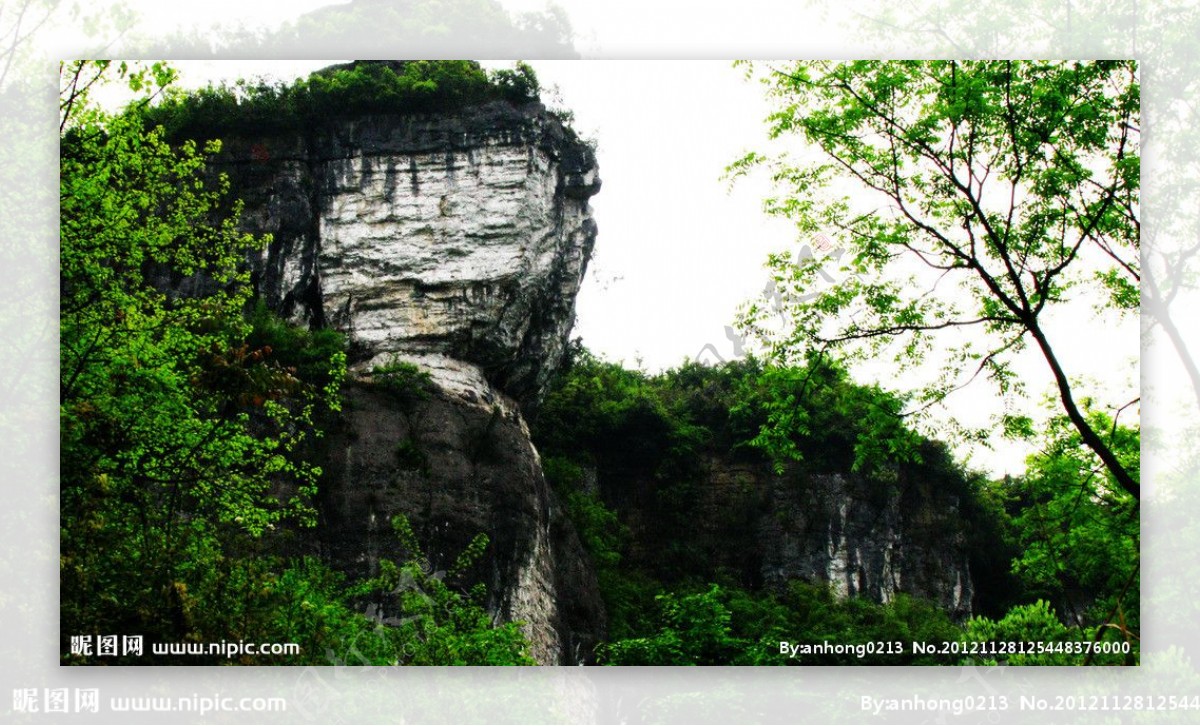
[596,582,965,666]
[142,60,541,141]
[1003,410,1140,640]
[537,344,946,480]
[60,99,332,654]
[533,345,1138,664]
[59,61,531,665]
[344,515,534,666]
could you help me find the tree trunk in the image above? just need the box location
[1028,322,1140,501]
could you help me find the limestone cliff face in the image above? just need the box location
[605,456,974,620]
[218,100,599,408]
[755,469,973,618]
[208,99,604,664]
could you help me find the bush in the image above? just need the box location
[348,516,534,665]
[394,437,428,472]
[596,579,965,666]
[246,300,347,395]
[370,358,433,406]
[141,60,542,141]
[960,600,1133,665]
[599,585,743,665]
[543,456,626,570]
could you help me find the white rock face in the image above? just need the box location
[222,102,600,408]
[757,470,973,620]
[320,138,590,365]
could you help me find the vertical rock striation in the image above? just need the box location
[756,470,974,619]
[219,100,599,407]
[608,457,974,620]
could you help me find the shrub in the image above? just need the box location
[246,300,347,395]
[371,358,432,406]
[394,437,428,472]
[349,515,535,665]
[960,600,1132,665]
[140,60,542,142]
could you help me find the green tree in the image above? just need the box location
[598,585,745,665]
[731,60,1140,500]
[961,599,1131,665]
[733,353,926,477]
[345,516,534,666]
[1005,410,1139,634]
[59,61,345,655]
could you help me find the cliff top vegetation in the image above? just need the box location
[138,60,542,141]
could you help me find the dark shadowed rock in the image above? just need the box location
[600,456,974,620]
[314,379,605,664]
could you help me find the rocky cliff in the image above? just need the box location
[317,378,604,665]
[211,99,599,408]
[599,454,974,620]
[752,466,972,618]
[178,70,976,662]
[201,94,605,664]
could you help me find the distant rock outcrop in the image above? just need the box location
[600,455,974,620]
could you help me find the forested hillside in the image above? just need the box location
[530,346,1138,665]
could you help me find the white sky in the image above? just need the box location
[146,59,1139,478]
